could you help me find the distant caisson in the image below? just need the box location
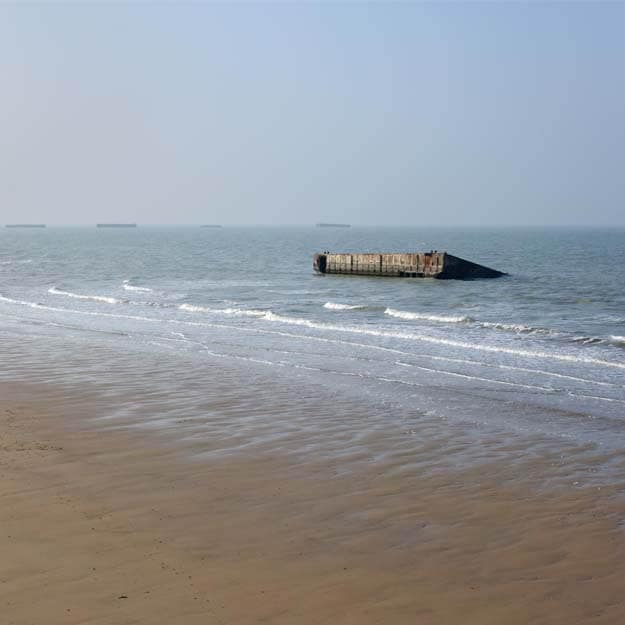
[96,223,137,228]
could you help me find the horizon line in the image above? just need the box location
[3,223,625,229]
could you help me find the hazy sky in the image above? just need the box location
[2,2,624,226]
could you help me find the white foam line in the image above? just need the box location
[405,351,621,388]
[158,327,607,398]
[201,347,279,368]
[570,393,625,405]
[182,318,623,390]
[2,296,625,405]
[148,332,425,389]
[479,320,555,335]
[385,308,470,324]
[3,294,624,389]
[394,361,553,392]
[5,293,620,388]
[150,331,280,368]
[49,287,120,305]
[179,303,266,317]
[346,303,596,341]
[324,302,367,311]
[259,312,625,371]
[0,304,495,395]
[280,362,426,392]
[383,307,554,335]
[159,329,625,403]
[123,281,153,293]
[171,326,625,401]
[0,295,158,323]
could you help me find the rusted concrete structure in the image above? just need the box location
[313,251,506,279]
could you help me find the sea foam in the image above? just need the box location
[385,308,470,324]
[178,303,266,317]
[324,302,367,311]
[386,308,557,336]
[257,311,625,370]
[123,280,153,293]
[2,292,625,372]
[48,287,120,305]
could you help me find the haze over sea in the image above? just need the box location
[1,225,624,483]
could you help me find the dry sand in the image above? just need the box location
[2,382,625,625]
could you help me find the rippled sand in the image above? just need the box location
[2,381,625,625]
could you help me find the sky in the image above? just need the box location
[1,2,624,227]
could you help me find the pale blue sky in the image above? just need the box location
[1,2,624,226]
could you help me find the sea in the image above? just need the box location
[1,226,624,482]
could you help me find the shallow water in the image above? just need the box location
[1,226,624,480]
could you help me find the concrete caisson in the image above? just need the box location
[313,251,505,280]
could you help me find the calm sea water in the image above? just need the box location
[1,226,624,477]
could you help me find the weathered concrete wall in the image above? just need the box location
[313,252,505,280]
[315,252,445,277]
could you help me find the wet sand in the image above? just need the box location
[2,382,625,625]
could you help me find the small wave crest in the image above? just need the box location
[324,302,367,311]
[567,334,625,348]
[385,308,471,324]
[123,280,153,293]
[0,294,43,309]
[572,336,605,346]
[480,321,553,335]
[178,303,266,317]
[2,293,625,371]
[386,308,558,336]
[609,335,625,347]
[48,287,120,305]
[178,303,214,313]
[128,300,174,309]
[257,311,625,370]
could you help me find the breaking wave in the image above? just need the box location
[176,305,625,366]
[48,287,121,305]
[2,293,625,372]
[479,321,554,335]
[572,336,605,346]
[123,280,153,293]
[385,308,471,324]
[385,308,559,337]
[324,302,368,311]
[179,303,266,317]
[569,335,625,348]
[258,312,625,370]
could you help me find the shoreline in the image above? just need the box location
[2,381,625,624]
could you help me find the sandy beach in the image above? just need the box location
[2,381,624,625]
